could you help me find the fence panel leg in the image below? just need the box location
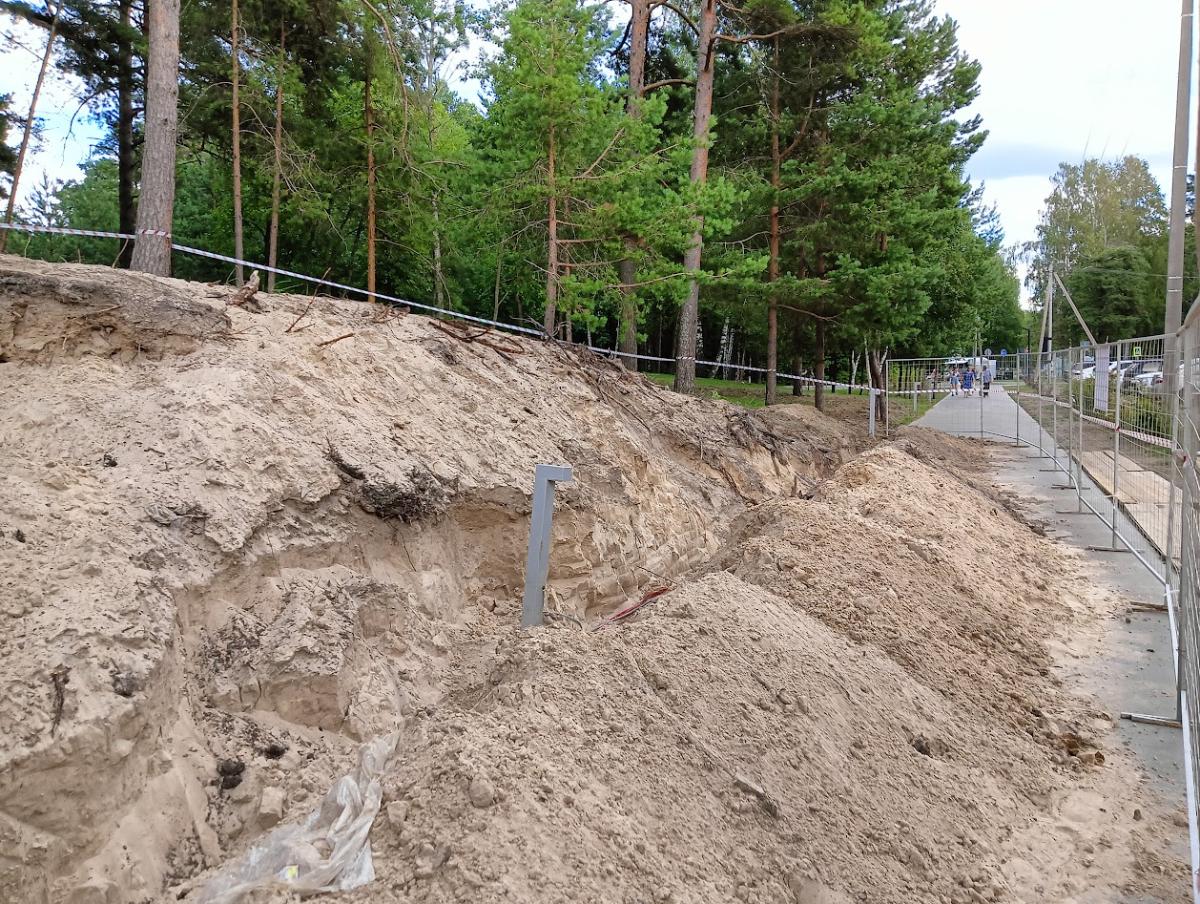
[1113,342,1123,550]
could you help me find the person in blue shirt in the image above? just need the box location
[962,367,975,395]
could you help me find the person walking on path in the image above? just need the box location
[962,367,975,396]
[949,368,961,397]
[981,365,992,397]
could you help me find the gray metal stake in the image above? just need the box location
[521,463,574,628]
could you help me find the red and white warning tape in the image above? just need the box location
[1018,391,1172,449]
[0,220,909,396]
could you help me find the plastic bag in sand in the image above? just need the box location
[192,733,397,904]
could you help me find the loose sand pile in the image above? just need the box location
[341,440,1186,904]
[0,256,850,902]
[0,255,1187,903]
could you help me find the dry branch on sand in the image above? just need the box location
[226,271,261,310]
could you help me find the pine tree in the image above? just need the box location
[483,0,625,336]
[0,0,62,253]
[131,0,180,275]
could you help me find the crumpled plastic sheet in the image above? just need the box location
[192,732,398,904]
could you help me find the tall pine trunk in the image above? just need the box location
[544,125,559,335]
[131,0,181,276]
[618,257,637,364]
[364,40,377,302]
[764,36,781,406]
[814,318,826,411]
[493,240,504,320]
[117,0,136,266]
[0,0,62,253]
[674,0,718,394]
[230,0,245,283]
[792,312,804,395]
[617,0,650,371]
[267,24,286,292]
[868,348,886,426]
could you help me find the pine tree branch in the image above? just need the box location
[715,23,846,45]
[610,272,690,289]
[643,77,693,93]
[779,303,839,321]
[580,127,625,179]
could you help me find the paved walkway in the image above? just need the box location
[911,383,1030,442]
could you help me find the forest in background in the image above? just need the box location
[1,0,1039,407]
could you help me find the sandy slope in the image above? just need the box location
[340,441,1187,904]
[0,255,1186,903]
[0,255,849,902]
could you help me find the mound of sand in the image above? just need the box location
[0,256,852,902]
[338,444,1185,904]
[0,256,1186,903]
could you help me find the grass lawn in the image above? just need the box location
[891,392,941,427]
[643,372,797,409]
[643,371,941,435]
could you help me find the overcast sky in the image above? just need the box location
[0,1,1194,277]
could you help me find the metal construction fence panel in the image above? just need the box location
[1176,313,1200,897]
[899,334,1200,896]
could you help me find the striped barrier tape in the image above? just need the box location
[1016,390,1172,449]
[0,220,912,397]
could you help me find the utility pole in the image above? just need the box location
[1044,263,1054,354]
[1165,0,1193,385]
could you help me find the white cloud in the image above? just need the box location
[937,0,1189,254]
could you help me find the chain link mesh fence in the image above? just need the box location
[1175,314,1200,895]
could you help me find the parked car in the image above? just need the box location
[1122,359,1164,392]
[1143,360,1200,396]
[1134,370,1165,392]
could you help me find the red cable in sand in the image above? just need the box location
[592,585,672,631]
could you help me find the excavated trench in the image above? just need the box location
[161,443,838,896]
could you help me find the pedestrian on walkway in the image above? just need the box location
[962,367,975,395]
[981,366,992,397]
[949,369,961,397]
